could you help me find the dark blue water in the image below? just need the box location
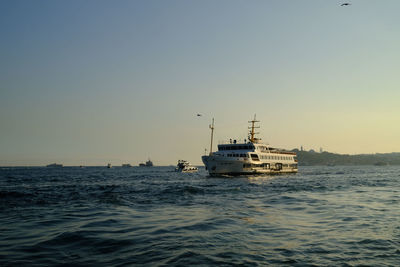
[1,166,400,266]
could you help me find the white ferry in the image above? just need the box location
[202,116,298,176]
[175,160,198,173]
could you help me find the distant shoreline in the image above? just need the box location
[1,151,400,167]
[294,150,400,166]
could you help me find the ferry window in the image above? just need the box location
[250,154,259,161]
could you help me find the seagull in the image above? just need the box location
[197,114,202,117]
[341,3,351,6]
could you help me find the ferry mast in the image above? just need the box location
[248,114,260,143]
[209,118,215,155]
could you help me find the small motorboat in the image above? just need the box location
[175,160,198,173]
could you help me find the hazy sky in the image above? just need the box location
[1,0,400,166]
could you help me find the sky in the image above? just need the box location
[1,0,400,166]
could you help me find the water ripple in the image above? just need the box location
[1,166,400,265]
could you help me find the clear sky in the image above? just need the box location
[1,0,400,166]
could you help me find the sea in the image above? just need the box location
[1,165,399,266]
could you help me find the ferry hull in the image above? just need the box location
[202,155,297,176]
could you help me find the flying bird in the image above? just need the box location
[197,114,202,117]
[341,3,351,6]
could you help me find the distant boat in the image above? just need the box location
[107,163,112,168]
[122,164,132,168]
[139,159,153,167]
[175,160,198,173]
[46,163,63,168]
